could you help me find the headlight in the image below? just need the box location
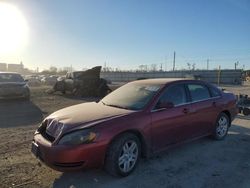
[58,129,97,145]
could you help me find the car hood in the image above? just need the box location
[45,102,135,138]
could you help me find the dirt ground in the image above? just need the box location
[0,84,250,188]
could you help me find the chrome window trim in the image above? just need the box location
[151,96,221,113]
[151,108,167,112]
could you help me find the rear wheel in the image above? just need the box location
[212,112,230,140]
[105,133,141,177]
[243,107,250,116]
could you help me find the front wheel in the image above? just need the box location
[212,112,230,140]
[105,133,141,177]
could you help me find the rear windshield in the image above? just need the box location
[0,74,24,83]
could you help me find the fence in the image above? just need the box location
[101,69,243,85]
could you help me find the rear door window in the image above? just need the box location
[209,85,221,97]
[187,84,211,102]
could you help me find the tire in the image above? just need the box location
[243,107,250,116]
[58,82,66,94]
[238,107,243,114]
[105,133,141,177]
[72,87,81,97]
[212,112,230,140]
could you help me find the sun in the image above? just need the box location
[0,2,28,54]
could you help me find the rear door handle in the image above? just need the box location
[212,101,217,107]
[183,108,189,114]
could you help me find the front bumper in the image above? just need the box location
[0,93,28,99]
[230,106,238,122]
[32,133,107,171]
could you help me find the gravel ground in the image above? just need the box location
[0,84,250,188]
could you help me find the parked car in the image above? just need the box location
[25,75,42,87]
[31,79,237,176]
[55,71,87,93]
[41,75,58,85]
[0,72,30,100]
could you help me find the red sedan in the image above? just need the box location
[31,79,237,176]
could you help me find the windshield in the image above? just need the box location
[101,82,162,110]
[0,74,24,83]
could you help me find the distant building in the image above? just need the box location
[0,62,32,74]
[8,62,24,73]
[0,63,7,71]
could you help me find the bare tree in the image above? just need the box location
[192,63,196,70]
[150,64,157,72]
[49,66,57,72]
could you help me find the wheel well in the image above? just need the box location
[106,130,148,159]
[222,110,231,125]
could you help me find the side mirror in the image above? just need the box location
[24,79,29,82]
[158,101,174,109]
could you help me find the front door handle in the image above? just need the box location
[212,101,217,107]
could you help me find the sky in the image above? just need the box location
[1,0,250,71]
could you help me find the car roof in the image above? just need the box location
[0,72,21,75]
[130,78,207,85]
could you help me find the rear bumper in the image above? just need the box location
[32,134,107,172]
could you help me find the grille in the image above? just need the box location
[53,161,85,168]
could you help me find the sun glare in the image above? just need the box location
[0,2,28,54]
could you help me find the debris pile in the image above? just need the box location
[53,66,111,97]
[237,94,250,116]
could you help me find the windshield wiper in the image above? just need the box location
[101,100,132,110]
[101,101,106,105]
[105,104,131,110]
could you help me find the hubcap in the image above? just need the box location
[216,116,228,137]
[118,140,138,173]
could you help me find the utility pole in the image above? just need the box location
[173,51,176,71]
[165,56,167,71]
[207,59,209,70]
[235,61,239,70]
[104,62,107,72]
[217,65,221,86]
